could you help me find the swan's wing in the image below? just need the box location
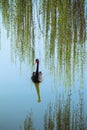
[38,72,42,82]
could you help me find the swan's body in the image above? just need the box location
[31,71,42,83]
[31,59,42,83]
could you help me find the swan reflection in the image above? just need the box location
[34,83,41,103]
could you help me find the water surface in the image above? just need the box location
[0,0,87,130]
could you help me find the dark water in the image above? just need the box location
[0,0,87,130]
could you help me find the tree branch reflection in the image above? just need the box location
[0,0,86,86]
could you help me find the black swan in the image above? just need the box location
[31,59,42,83]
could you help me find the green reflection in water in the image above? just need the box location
[44,91,87,130]
[24,112,35,130]
[44,90,87,130]
[23,90,87,130]
[41,0,86,86]
[1,0,35,65]
[42,0,85,42]
[0,0,86,85]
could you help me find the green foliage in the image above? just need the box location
[0,0,86,86]
[1,0,34,65]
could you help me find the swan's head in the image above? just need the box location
[36,59,39,64]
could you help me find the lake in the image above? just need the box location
[0,0,87,130]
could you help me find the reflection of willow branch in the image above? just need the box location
[24,113,35,130]
[42,0,86,87]
[44,103,54,130]
[36,0,44,34]
[34,83,41,103]
[44,91,87,130]
[14,0,35,64]
[1,0,10,37]
[72,0,86,43]
[0,1,1,49]
[22,89,87,129]
[1,0,35,65]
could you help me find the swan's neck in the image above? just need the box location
[36,63,39,75]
